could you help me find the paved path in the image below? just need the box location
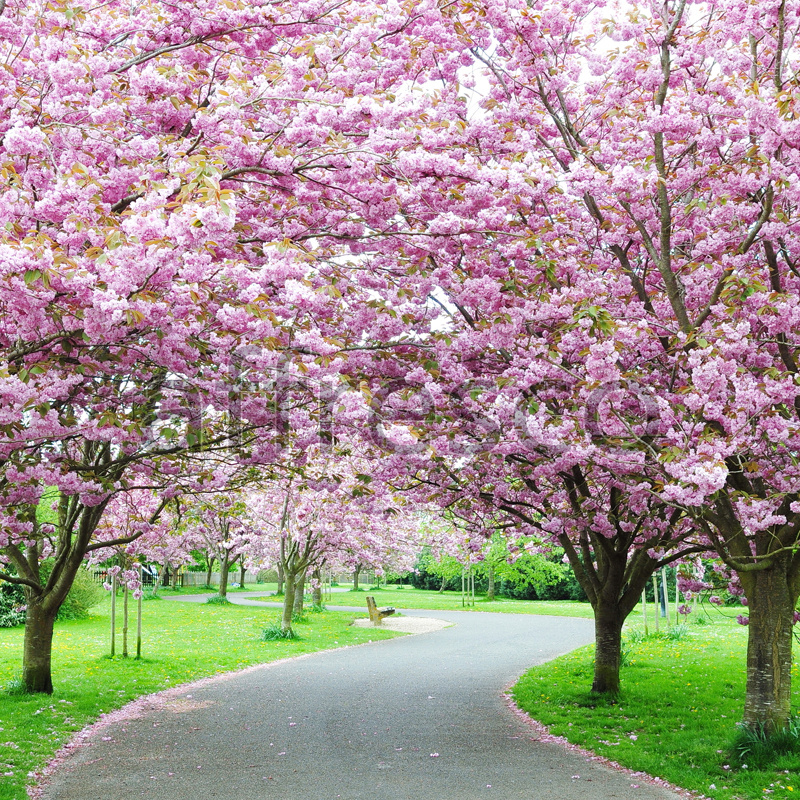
[37,602,686,800]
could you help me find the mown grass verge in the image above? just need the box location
[0,596,399,800]
[511,620,800,800]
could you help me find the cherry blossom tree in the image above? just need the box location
[326,0,800,729]
[245,446,425,633]
[178,491,252,599]
[0,0,445,693]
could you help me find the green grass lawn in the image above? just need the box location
[3,585,793,800]
[330,584,598,617]
[0,597,400,800]
[511,618,800,800]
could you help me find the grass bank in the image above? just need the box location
[511,619,800,800]
[0,596,399,800]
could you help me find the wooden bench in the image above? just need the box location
[366,595,395,625]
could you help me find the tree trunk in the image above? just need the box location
[592,600,625,695]
[122,584,129,658]
[22,600,57,694]
[277,538,285,595]
[311,568,322,607]
[239,564,246,588]
[281,571,297,633]
[218,551,232,598]
[740,559,797,733]
[205,556,215,588]
[438,574,446,593]
[353,563,361,591]
[487,562,495,601]
[294,570,306,614]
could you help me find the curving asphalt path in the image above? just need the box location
[37,600,686,800]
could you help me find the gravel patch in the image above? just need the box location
[351,614,452,634]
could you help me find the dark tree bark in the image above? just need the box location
[591,600,626,694]
[353,563,361,591]
[22,599,57,694]
[703,492,800,734]
[738,554,799,733]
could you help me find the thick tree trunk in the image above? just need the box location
[281,571,297,633]
[487,562,495,601]
[294,570,306,614]
[239,564,246,587]
[591,600,625,695]
[353,563,361,591]
[741,561,796,733]
[22,600,57,694]
[218,552,232,598]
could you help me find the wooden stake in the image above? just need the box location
[652,575,659,633]
[110,575,116,657]
[642,589,648,635]
[470,569,475,606]
[136,591,142,660]
[122,584,129,658]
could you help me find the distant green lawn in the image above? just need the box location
[512,617,800,800]
[327,584,598,617]
[0,597,399,800]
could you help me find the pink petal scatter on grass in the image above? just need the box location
[503,692,710,800]
[26,652,349,799]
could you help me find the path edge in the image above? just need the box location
[502,690,711,800]
[26,633,406,800]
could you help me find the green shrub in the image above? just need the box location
[1,565,103,627]
[0,582,27,628]
[47,564,104,621]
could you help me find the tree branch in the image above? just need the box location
[694,184,774,328]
